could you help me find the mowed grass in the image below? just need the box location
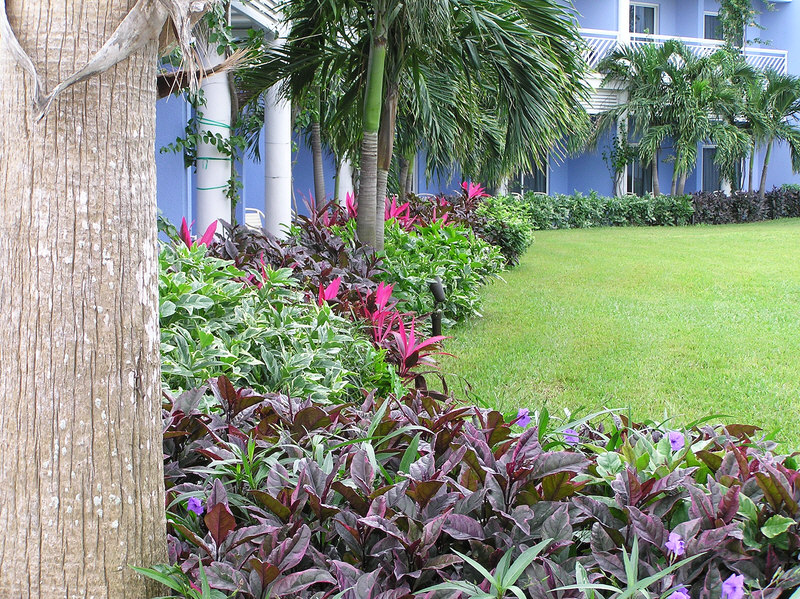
[440,219,800,444]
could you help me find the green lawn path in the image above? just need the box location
[440,219,800,444]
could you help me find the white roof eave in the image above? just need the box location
[231,0,281,30]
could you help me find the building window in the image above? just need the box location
[704,13,724,41]
[508,163,548,195]
[702,146,743,192]
[627,158,653,196]
[630,3,658,35]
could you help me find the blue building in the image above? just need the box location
[156,0,800,230]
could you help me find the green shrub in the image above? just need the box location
[379,220,505,326]
[475,196,535,265]
[509,191,694,229]
[159,243,394,400]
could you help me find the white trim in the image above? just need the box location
[231,1,280,29]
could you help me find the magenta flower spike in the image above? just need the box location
[461,181,489,200]
[317,277,342,306]
[345,192,358,219]
[197,219,218,247]
[179,217,194,249]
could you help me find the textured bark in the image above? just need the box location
[375,84,398,251]
[358,131,380,246]
[405,159,414,196]
[0,2,166,597]
[676,171,688,196]
[311,119,326,209]
[651,155,661,196]
[759,138,773,200]
[355,33,386,247]
[398,157,410,200]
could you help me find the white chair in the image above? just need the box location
[245,207,265,230]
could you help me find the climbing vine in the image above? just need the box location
[718,0,773,48]
[159,2,264,211]
[602,123,636,195]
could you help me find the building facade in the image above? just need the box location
[539,0,799,198]
[155,0,800,232]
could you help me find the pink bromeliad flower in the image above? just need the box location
[461,181,489,200]
[365,282,399,344]
[179,217,217,249]
[384,197,416,229]
[345,192,358,219]
[392,318,450,378]
[318,277,342,306]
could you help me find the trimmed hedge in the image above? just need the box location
[508,186,800,230]
[512,191,694,230]
[691,187,800,225]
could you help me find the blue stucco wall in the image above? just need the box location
[572,0,618,31]
[155,97,193,228]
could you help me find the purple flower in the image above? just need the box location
[668,430,685,452]
[187,497,204,515]
[722,574,745,599]
[669,587,691,599]
[665,532,685,556]
[516,408,531,428]
[563,428,579,446]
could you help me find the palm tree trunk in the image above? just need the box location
[311,92,326,209]
[405,159,414,195]
[356,30,387,247]
[758,138,774,200]
[748,139,756,193]
[670,170,677,196]
[398,157,409,200]
[651,155,661,196]
[0,2,165,596]
[334,157,341,203]
[677,171,688,195]
[375,82,398,251]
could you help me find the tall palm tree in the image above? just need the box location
[596,41,688,196]
[243,0,589,248]
[596,41,750,196]
[751,70,800,199]
[667,48,750,194]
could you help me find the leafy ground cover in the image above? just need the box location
[148,200,800,598]
[440,219,800,444]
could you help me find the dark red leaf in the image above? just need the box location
[204,502,236,546]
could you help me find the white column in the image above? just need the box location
[195,47,232,234]
[496,178,508,196]
[263,82,293,238]
[618,0,631,45]
[616,115,628,197]
[336,155,354,206]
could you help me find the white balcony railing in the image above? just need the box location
[580,28,788,74]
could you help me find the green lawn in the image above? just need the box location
[440,219,800,444]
